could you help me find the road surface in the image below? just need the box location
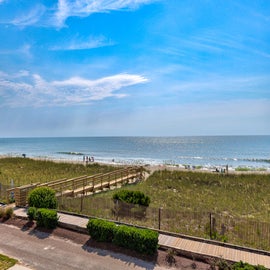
[0,223,164,270]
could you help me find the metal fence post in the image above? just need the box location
[158,207,162,230]
[209,212,212,239]
[80,193,84,212]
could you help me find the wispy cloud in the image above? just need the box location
[0,71,148,107]
[50,35,115,51]
[0,44,32,58]
[11,4,46,27]
[54,0,158,27]
[158,29,270,61]
[1,0,157,28]
[171,75,270,96]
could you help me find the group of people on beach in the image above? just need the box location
[83,156,94,163]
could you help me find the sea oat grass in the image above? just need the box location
[0,157,116,187]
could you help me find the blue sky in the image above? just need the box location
[0,0,269,137]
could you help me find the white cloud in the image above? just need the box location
[1,0,157,28]
[54,0,158,27]
[0,71,148,107]
[50,35,115,51]
[11,4,46,27]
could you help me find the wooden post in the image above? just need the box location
[80,193,84,212]
[158,207,162,230]
[209,212,212,239]
[61,186,63,206]
[101,176,103,190]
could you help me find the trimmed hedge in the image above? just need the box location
[28,187,57,209]
[27,206,37,221]
[36,208,58,229]
[87,218,159,255]
[87,219,116,242]
[113,190,150,206]
[113,225,158,255]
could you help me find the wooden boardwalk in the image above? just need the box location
[9,166,143,207]
[159,234,270,268]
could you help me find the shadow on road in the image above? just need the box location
[82,239,157,270]
[19,221,53,239]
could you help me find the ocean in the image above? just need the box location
[0,136,269,171]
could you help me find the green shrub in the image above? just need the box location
[113,190,150,206]
[112,225,159,255]
[87,219,116,242]
[27,207,37,221]
[36,208,58,229]
[86,218,159,255]
[4,207,13,219]
[0,208,4,218]
[232,261,267,270]
[28,187,57,209]
[0,207,14,219]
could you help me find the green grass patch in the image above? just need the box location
[0,157,116,187]
[0,254,17,270]
[92,169,270,222]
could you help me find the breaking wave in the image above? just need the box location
[57,151,84,156]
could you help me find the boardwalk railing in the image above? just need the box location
[5,166,143,207]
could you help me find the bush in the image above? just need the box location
[86,218,159,255]
[0,207,13,220]
[0,208,4,218]
[87,219,116,242]
[165,248,176,267]
[113,225,159,255]
[27,207,37,221]
[4,207,13,219]
[36,208,58,229]
[28,187,57,209]
[232,261,267,270]
[113,190,150,206]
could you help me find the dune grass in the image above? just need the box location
[0,157,116,187]
[0,254,17,270]
[1,158,269,222]
[92,169,270,222]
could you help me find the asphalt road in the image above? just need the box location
[0,223,164,270]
